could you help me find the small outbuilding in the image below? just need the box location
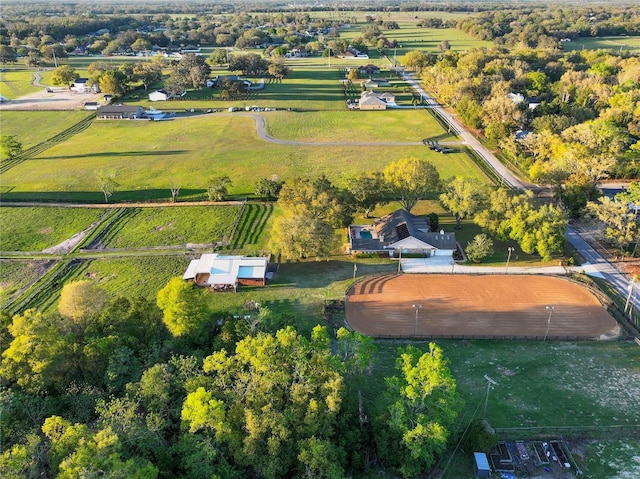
[473,452,491,478]
[148,89,169,101]
[183,254,268,292]
[83,101,100,110]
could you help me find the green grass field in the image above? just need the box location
[0,259,53,305]
[96,205,242,248]
[562,36,640,53]
[0,114,484,201]
[264,109,454,142]
[0,69,41,99]
[0,207,107,251]
[56,255,188,302]
[0,111,93,148]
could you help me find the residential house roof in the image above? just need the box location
[350,209,457,252]
[98,105,143,115]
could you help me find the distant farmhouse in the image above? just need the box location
[348,209,456,258]
[357,64,381,76]
[183,254,269,292]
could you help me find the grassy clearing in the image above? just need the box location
[0,111,93,148]
[54,255,188,304]
[583,440,640,479]
[0,207,107,251]
[0,69,41,99]
[264,109,454,142]
[97,205,242,248]
[562,36,640,53]
[0,259,53,305]
[0,114,485,201]
[369,339,640,477]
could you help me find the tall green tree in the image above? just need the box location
[206,176,232,201]
[439,176,487,229]
[344,172,388,218]
[50,65,78,88]
[268,212,335,260]
[182,326,345,479]
[0,136,23,161]
[382,344,461,479]
[588,196,639,256]
[58,280,108,324]
[157,277,209,337]
[383,158,440,212]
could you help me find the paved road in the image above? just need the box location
[400,69,640,313]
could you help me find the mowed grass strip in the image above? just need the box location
[1,115,484,201]
[97,205,242,249]
[0,207,107,251]
[0,111,93,149]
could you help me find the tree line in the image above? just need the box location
[1,277,464,478]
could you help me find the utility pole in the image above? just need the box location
[483,375,498,418]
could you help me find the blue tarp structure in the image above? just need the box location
[474,452,491,478]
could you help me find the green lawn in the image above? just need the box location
[0,207,107,251]
[97,205,242,248]
[0,111,93,148]
[0,69,41,99]
[0,114,485,202]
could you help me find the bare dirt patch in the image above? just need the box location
[345,274,618,339]
[0,88,103,111]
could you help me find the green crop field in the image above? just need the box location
[0,114,485,202]
[0,206,107,251]
[96,205,242,248]
[0,111,93,148]
[0,69,41,99]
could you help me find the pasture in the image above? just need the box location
[0,69,41,99]
[0,206,107,251]
[0,259,54,305]
[0,111,92,148]
[562,36,640,53]
[94,205,242,249]
[0,114,484,201]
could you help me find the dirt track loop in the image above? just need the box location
[345,274,618,339]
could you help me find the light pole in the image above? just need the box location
[412,304,422,337]
[544,306,554,341]
[505,246,515,273]
[625,275,637,315]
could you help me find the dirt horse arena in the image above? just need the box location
[345,274,619,340]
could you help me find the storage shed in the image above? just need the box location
[474,452,491,478]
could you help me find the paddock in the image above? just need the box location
[345,274,619,340]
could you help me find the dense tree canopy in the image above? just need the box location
[383,158,440,212]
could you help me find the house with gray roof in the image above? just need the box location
[96,105,144,119]
[348,209,457,258]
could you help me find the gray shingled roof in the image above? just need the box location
[351,209,456,251]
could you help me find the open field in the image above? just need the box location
[0,69,42,99]
[368,339,640,477]
[0,206,107,251]
[95,205,242,248]
[263,109,454,142]
[0,111,93,148]
[0,114,484,201]
[346,274,617,339]
[562,36,640,53]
